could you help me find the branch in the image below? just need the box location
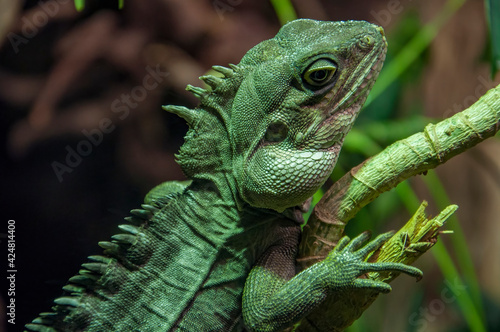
[293,83,500,331]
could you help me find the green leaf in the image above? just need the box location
[74,0,125,11]
[74,0,84,11]
[270,0,297,26]
[485,0,500,76]
[342,128,382,157]
[422,171,485,325]
[366,0,467,107]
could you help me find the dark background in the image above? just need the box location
[0,0,499,331]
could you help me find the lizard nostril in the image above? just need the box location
[358,35,375,49]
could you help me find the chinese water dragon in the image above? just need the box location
[26,19,424,332]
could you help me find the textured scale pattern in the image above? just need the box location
[27,19,423,332]
[249,148,336,207]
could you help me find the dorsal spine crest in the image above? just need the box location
[200,75,224,90]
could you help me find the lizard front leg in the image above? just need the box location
[242,231,422,332]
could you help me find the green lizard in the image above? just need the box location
[26,19,422,332]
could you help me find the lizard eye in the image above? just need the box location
[303,59,337,87]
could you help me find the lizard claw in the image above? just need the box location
[353,278,392,293]
[323,231,423,292]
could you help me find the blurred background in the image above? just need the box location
[0,0,499,331]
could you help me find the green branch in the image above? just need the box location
[293,84,500,331]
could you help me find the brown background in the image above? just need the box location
[0,0,498,331]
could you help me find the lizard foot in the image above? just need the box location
[323,231,423,293]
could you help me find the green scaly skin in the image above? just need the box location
[26,19,422,332]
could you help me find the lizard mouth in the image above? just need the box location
[328,41,386,116]
[308,27,387,150]
[311,105,359,151]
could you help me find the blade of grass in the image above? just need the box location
[366,0,467,106]
[74,0,84,11]
[270,0,297,25]
[342,128,383,156]
[422,170,485,320]
[395,180,421,212]
[119,0,124,9]
[395,173,486,332]
[485,0,500,76]
[432,241,486,332]
[303,188,324,223]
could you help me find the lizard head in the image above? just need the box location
[231,19,387,212]
[164,19,386,213]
